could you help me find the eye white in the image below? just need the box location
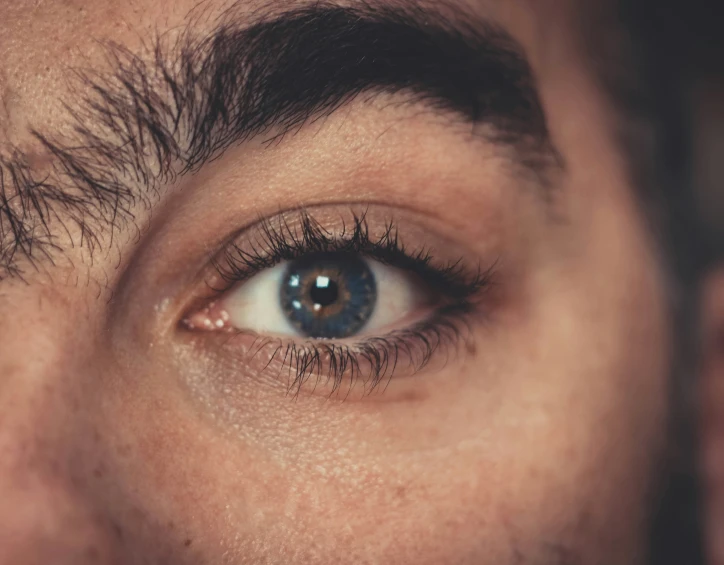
[220,258,423,338]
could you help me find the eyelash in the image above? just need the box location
[198,211,493,396]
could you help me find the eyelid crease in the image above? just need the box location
[207,209,495,300]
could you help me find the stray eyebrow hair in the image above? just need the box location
[0,0,555,280]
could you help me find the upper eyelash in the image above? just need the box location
[210,210,492,298]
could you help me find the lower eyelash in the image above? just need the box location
[229,304,475,398]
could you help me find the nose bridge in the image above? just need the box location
[0,283,96,439]
[0,473,115,565]
[0,300,117,564]
[0,317,79,464]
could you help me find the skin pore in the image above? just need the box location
[0,1,674,564]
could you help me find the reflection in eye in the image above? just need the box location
[221,252,424,339]
[184,211,493,394]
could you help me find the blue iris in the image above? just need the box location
[280,253,377,338]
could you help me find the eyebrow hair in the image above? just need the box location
[0,1,556,280]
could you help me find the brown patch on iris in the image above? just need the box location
[296,266,353,320]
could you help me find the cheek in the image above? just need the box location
[86,92,670,565]
[94,257,668,565]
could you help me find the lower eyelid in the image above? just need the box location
[178,304,477,399]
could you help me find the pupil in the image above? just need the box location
[310,276,339,307]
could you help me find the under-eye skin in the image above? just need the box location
[182,210,495,396]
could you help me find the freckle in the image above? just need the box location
[184,539,193,548]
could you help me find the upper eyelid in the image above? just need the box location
[0,2,557,282]
[206,210,491,297]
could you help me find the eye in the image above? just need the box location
[181,210,493,395]
[218,252,426,339]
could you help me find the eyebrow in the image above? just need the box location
[0,1,556,280]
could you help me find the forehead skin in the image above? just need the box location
[0,1,669,565]
[0,0,571,144]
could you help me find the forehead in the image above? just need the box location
[0,0,586,145]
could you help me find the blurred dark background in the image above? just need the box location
[625,0,724,563]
